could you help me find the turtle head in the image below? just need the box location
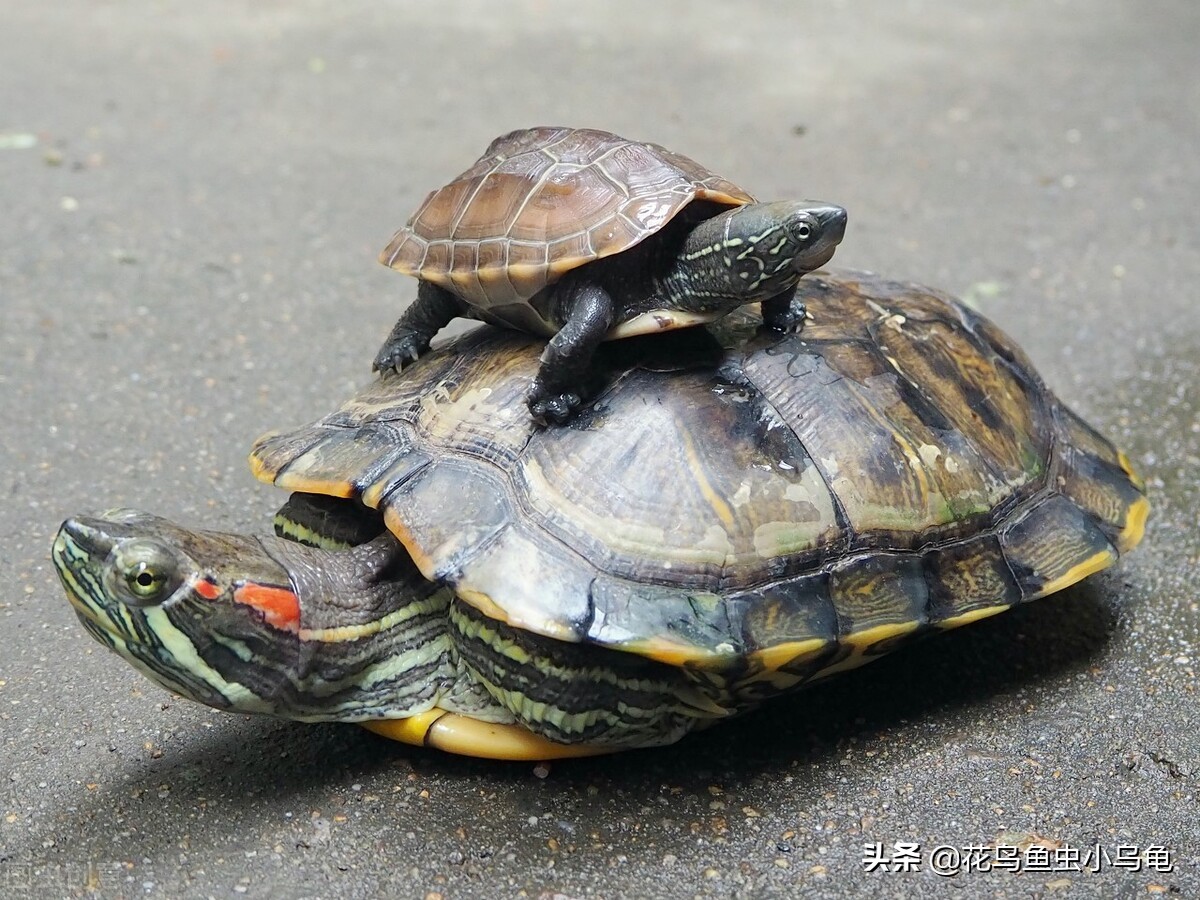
[675,201,847,303]
[773,201,848,273]
[52,510,307,714]
[726,201,847,275]
[51,509,446,721]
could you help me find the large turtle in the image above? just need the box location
[53,271,1147,760]
[373,126,847,423]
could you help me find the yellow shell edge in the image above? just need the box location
[936,604,1011,630]
[1117,450,1147,491]
[361,714,613,760]
[1117,494,1150,555]
[1031,547,1118,600]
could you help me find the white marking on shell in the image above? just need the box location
[783,484,810,503]
[698,525,735,564]
[632,199,675,230]
[418,386,498,438]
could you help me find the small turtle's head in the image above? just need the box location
[777,201,847,273]
[731,201,848,275]
[52,510,304,715]
[677,201,847,303]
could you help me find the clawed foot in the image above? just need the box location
[373,331,430,375]
[763,300,808,334]
[526,379,583,426]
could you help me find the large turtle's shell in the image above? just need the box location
[378,127,753,319]
[251,271,1147,687]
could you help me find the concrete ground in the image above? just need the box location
[2,2,1197,897]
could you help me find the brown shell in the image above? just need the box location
[251,270,1148,683]
[378,127,754,310]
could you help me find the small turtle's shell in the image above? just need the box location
[252,271,1147,690]
[379,127,753,317]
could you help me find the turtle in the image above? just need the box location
[372,126,847,423]
[53,270,1148,760]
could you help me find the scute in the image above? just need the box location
[378,127,754,309]
[251,270,1147,679]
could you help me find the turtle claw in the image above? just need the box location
[373,331,429,375]
[526,381,582,426]
[762,300,808,334]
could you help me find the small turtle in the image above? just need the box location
[54,271,1147,760]
[373,126,847,423]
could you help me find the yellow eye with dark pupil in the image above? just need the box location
[127,563,163,596]
[107,538,183,608]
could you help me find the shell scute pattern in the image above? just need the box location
[379,127,754,310]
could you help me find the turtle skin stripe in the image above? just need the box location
[163,595,456,719]
[54,528,243,708]
[448,600,723,746]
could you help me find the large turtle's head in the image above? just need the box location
[51,509,441,721]
[52,510,307,715]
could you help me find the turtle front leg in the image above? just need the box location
[373,281,464,374]
[761,287,808,334]
[526,282,615,425]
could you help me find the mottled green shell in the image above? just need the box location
[251,270,1147,684]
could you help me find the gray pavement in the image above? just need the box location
[2,2,1197,897]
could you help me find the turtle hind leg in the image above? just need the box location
[526,280,615,424]
[373,281,464,374]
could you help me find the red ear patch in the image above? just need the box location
[233,582,301,633]
[193,578,222,600]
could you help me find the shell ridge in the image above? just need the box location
[447,166,501,237]
[582,137,639,174]
[592,157,638,201]
[535,128,581,159]
[500,159,564,257]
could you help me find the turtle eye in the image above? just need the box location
[108,540,184,607]
[126,562,167,599]
[791,220,814,242]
